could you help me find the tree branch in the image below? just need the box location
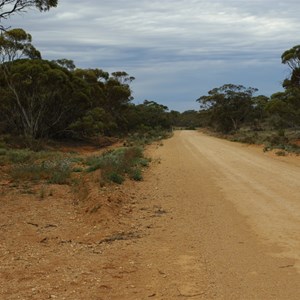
[0,0,57,31]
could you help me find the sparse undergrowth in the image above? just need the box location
[1,149,76,184]
[214,128,300,155]
[124,127,172,146]
[0,133,155,187]
[86,146,150,184]
[11,159,72,184]
[1,146,150,186]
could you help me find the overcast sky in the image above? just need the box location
[4,0,300,111]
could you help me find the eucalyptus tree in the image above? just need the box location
[0,59,90,138]
[101,72,135,131]
[0,28,41,62]
[0,28,42,138]
[125,100,171,132]
[174,110,202,128]
[264,45,300,129]
[281,45,300,88]
[267,90,300,128]
[52,58,76,71]
[197,84,258,132]
[249,95,269,129]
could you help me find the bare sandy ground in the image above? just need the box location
[1,130,300,299]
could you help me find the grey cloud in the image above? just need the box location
[3,0,299,111]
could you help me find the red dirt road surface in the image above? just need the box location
[1,130,300,299]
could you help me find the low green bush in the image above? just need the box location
[86,146,148,184]
[138,158,150,167]
[72,167,84,172]
[107,172,124,184]
[11,158,72,184]
[129,168,143,181]
[125,127,172,146]
[275,150,287,156]
[0,148,7,156]
[7,149,34,163]
[226,128,300,155]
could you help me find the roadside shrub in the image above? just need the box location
[138,158,150,167]
[217,126,300,155]
[72,167,83,172]
[266,132,288,146]
[7,149,33,163]
[11,158,72,184]
[0,148,7,156]
[11,164,46,181]
[129,168,143,181]
[186,126,196,130]
[44,159,72,184]
[230,133,258,144]
[107,172,124,184]
[0,157,7,166]
[275,150,287,156]
[86,146,147,184]
[125,127,172,146]
[0,141,7,148]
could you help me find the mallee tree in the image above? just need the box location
[197,84,258,133]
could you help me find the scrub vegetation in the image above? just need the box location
[0,2,299,192]
[194,47,300,154]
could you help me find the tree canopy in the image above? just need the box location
[0,28,41,62]
[281,45,300,88]
[0,29,138,139]
[1,26,300,143]
[195,45,300,133]
[197,84,258,132]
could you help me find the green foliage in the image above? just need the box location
[47,162,71,184]
[7,149,33,163]
[275,150,287,156]
[0,28,136,140]
[52,58,75,71]
[0,148,7,155]
[0,28,41,62]
[267,89,300,128]
[107,172,124,184]
[171,110,202,128]
[264,45,300,130]
[0,146,87,184]
[230,132,260,144]
[0,58,92,139]
[125,126,171,146]
[265,131,289,147]
[129,168,143,181]
[138,157,150,167]
[86,146,147,184]
[228,128,300,154]
[197,84,258,133]
[72,167,83,173]
[0,29,179,142]
[69,108,106,136]
[10,158,71,184]
[125,100,171,133]
[281,45,300,88]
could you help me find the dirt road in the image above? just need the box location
[1,130,300,299]
[110,130,300,299]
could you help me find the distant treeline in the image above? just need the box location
[194,46,300,134]
[0,29,299,144]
